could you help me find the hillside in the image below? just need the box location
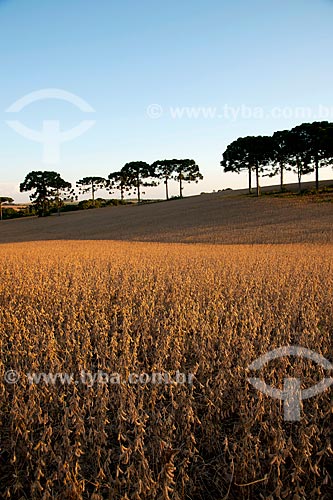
[1,184,333,245]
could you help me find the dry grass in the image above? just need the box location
[0,240,332,499]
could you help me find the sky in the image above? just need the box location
[0,0,333,201]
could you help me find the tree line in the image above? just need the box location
[221,121,333,196]
[2,120,333,219]
[14,159,203,216]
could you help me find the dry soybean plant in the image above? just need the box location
[0,241,332,499]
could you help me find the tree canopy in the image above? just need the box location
[222,121,333,195]
[120,162,157,203]
[76,177,108,205]
[20,171,72,216]
[108,170,131,201]
[172,159,203,198]
[151,160,176,200]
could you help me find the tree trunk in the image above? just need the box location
[297,157,302,193]
[120,185,124,201]
[248,167,252,194]
[0,202,2,221]
[92,182,95,206]
[179,176,183,198]
[42,198,47,217]
[315,155,319,191]
[280,163,284,192]
[165,178,169,200]
[255,162,260,197]
[137,175,141,204]
[57,189,60,216]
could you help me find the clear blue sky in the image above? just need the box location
[1,0,333,201]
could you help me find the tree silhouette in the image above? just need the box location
[53,176,75,216]
[172,159,203,198]
[289,127,314,192]
[121,162,156,203]
[291,122,333,190]
[108,170,131,201]
[222,122,333,194]
[268,130,293,191]
[221,137,254,194]
[248,135,274,197]
[20,171,72,216]
[76,177,108,206]
[222,136,272,196]
[151,159,177,200]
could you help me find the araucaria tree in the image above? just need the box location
[172,159,203,198]
[222,121,333,193]
[121,161,157,203]
[291,122,333,190]
[269,130,293,191]
[222,136,272,196]
[108,170,131,201]
[247,135,273,197]
[20,171,72,217]
[76,177,108,205]
[53,176,76,216]
[288,126,314,193]
[151,159,177,200]
[221,137,254,194]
